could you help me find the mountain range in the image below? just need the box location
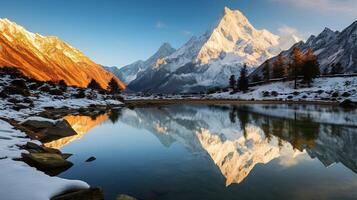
[120,7,300,93]
[251,20,357,79]
[0,18,125,89]
[105,42,176,84]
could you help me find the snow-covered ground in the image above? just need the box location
[209,77,357,102]
[0,75,122,120]
[125,77,357,103]
[0,120,89,200]
[0,74,123,199]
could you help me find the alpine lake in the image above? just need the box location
[43,103,357,200]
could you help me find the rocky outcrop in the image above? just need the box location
[21,117,77,143]
[51,188,104,200]
[20,142,73,176]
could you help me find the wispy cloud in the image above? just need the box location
[271,0,357,15]
[181,30,192,36]
[278,25,303,39]
[155,21,166,29]
[277,25,305,50]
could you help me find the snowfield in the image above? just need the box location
[0,120,89,200]
[124,77,357,104]
[209,77,357,102]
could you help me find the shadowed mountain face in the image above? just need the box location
[251,20,357,78]
[0,19,125,89]
[105,43,176,85]
[118,104,357,185]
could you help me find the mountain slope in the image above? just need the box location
[251,20,357,78]
[0,18,125,89]
[106,43,175,85]
[128,7,298,93]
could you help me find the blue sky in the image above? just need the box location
[1,0,356,67]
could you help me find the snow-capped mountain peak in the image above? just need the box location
[196,6,279,65]
[0,18,125,89]
[128,7,301,93]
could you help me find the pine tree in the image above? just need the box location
[107,78,121,94]
[289,47,304,89]
[335,62,343,74]
[262,61,270,82]
[87,79,102,90]
[229,75,236,90]
[272,54,285,79]
[330,62,343,74]
[302,49,320,87]
[237,64,249,92]
[252,74,261,83]
[322,67,329,75]
[58,80,67,91]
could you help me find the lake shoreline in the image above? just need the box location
[124,98,341,106]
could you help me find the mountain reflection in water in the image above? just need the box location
[58,104,357,200]
[44,113,110,149]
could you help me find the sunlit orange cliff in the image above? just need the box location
[0,18,125,89]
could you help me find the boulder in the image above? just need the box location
[22,152,73,170]
[340,99,356,108]
[40,120,77,138]
[116,194,137,200]
[51,188,104,200]
[85,156,96,162]
[21,118,77,142]
[22,119,55,129]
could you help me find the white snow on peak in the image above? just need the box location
[160,7,296,70]
[196,7,280,66]
[0,18,85,63]
[127,7,305,93]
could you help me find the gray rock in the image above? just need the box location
[340,99,356,108]
[85,156,96,162]
[22,152,73,170]
[22,118,77,142]
[21,120,54,129]
[116,194,138,200]
[40,120,77,138]
[51,188,104,200]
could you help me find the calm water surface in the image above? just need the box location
[51,104,357,200]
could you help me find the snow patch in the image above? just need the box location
[0,120,89,200]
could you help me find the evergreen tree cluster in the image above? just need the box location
[107,78,121,94]
[228,47,322,92]
[288,48,320,88]
[228,64,249,93]
[87,79,102,90]
[87,78,122,95]
[261,48,320,88]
